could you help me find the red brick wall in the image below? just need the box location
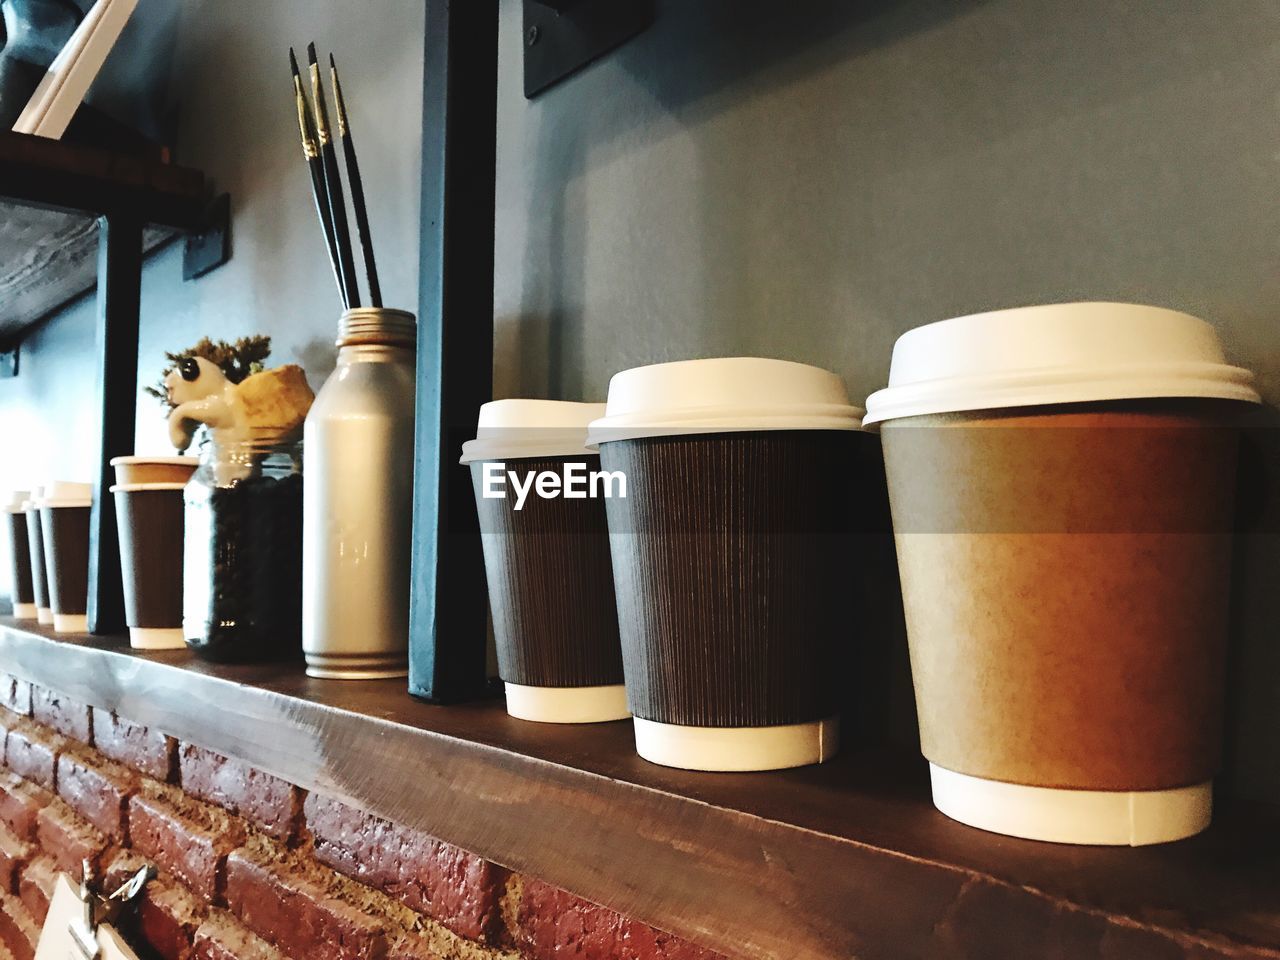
[0,675,726,960]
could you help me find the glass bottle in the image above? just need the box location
[183,433,304,662]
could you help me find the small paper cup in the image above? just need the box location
[3,492,36,620]
[461,400,628,724]
[38,481,93,634]
[112,483,186,650]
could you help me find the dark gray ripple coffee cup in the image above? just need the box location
[3,492,35,619]
[589,358,865,771]
[462,400,628,724]
[113,483,187,649]
[24,492,52,625]
[38,481,93,634]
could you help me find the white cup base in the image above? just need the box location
[11,603,37,620]
[36,608,53,625]
[53,613,87,634]
[305,665,410,681]
[130,627,187,650]
[504,682,630,724]
[929,763,1212,846]
[633,716,839,772]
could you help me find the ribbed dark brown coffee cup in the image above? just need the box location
[3,493,35,619]
[40,481,92,634]
[462,401,628,724]
[590,358,865,771]
[113,484,186,649]
[24,498,51,624]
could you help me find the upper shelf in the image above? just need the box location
[0,617,1276,960]
[0,131,207,228]
[0,132,211,344]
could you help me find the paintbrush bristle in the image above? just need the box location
[289,47,301,78]
[307,42,318,66]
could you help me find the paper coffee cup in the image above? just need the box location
[588,358,864,771]
[110,455,198,486]
[23,488,52,625]
[461,400,628,724]
[3,492,36,620]
[112,483,186,650]
[38,482,93,635]
[866,303,1260,845]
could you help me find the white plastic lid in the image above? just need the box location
[3,491,29,513]
[929,764,1212,846]
[459,400,606,463]
[38,481,93,508]
[21,486,42,512]
[863,303,1260,426]
[587,357,864,445]
[109,456,195,467]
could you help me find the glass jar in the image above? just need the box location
[183,433,304,662]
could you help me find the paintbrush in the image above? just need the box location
[290,47,345,307]
[330,53,382,308]
[308,42,360,309]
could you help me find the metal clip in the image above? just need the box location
[66,860,156,959]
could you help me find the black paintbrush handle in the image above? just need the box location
[320,140,360,309]
[308,156,345,305]
[341,137,381,308]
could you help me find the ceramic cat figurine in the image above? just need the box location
[166,357,314,451]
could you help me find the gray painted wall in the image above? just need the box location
[0,0,424,651]
[0,0,423,487]
[3,0,1278,803]
[492,0,1280,804]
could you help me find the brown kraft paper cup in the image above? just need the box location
[24,507,51,621]
[882,400,1240,793]
[41,505,91,633]
[4,511,35,617]
[600,432,858,741]
[114,486,186,649]
[471,454,626,720]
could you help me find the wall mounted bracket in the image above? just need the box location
[0,344,17,378]
[183,192,232,281]
[523,0,654,98]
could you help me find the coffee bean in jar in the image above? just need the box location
[183,436,304,662]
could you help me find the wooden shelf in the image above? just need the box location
[0,617,1277,960]
[0,132,208,343]
[0,132,205,228]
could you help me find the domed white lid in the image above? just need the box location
[863,303,1260,426]
[460,400,606,463]
[3,491,29,513]
[38,481,93,508]
[587,357,863,446]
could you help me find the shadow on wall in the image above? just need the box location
[507,0,986,399]
[1225,410,1280,806]
[616,0,987,117]
[504,0,1280,399]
